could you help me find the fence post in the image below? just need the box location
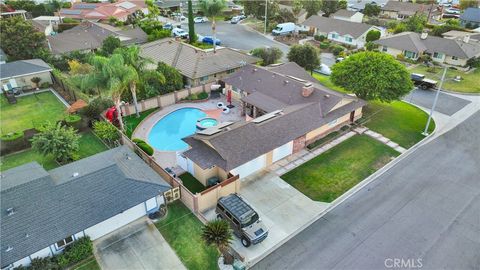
[174,91,178,102]
[156,96,162,109]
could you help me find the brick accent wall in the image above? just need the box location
[293,135,306,153]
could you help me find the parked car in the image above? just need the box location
[202,36,221,45]
[194,16,208,23]
[230,15,243,24]
[445,8,461,14]
[411,73,438,90]
[272,22,295,36]
[335,57,345,63]
[163,23,173,30]
[216,194,268,247]
[313,63,332,76]
[172,28,188,39]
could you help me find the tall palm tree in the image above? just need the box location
[198,0,226,53]
[201,220,234,265]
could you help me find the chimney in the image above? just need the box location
[463,35,470,43]
[302,83,314,97]
[420,32,428,40]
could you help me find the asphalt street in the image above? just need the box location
[253,111,480,270]
[404,89,471,116]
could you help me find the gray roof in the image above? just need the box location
[375,32,480,58]
[332,9,358,18]
[0,146,171,267]
[0,59,52,80]
[140,39,259,79]
[381,1,434,16]
[47,22,147,54]
[460,7,480,23]
[302,15,375,38]
[183,64,365,171]
[155,0,183,9]
[265,62,317,82]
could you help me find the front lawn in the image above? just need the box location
[123,108,157,138]
[312,73,348,93]
[0,91,67,134]
[73,257,100,270]
[179,172,207,194]
[155,201,219,270]
[409,64,480,93]
[282,135,399,203]
[362,101,434,148]
[0,131,109,171]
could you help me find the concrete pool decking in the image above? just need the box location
[132,98,244,168]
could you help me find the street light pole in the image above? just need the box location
[422,66,447,136]
[264,0,268,35]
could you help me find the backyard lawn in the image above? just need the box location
[282,135,399,203]
[409,64,480,93]
[0,91,67,134]
[0,131,108,171]
[362,101,434,148]
[155,201,219,270]
[124,108,157,138]
[179,172,207,194]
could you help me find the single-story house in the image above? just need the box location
[331,9,364,23]
[380,1,437,20]
[0,59,52,92]
[375,32,480,67]
[59,0,148,22]
[180,63,366,181]
[47,21,147,54]
[0,146,171,269]
[302,15,384,48]
[140,39,259,87]
[460,7,480,28]
[442,30,480,42]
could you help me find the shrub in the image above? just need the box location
[314,34,326,41]
[132,138,145,144]
[332,45,345,56]
[56,237,93,268]
[1,132,23,141]
[147,29,171,42]
[132,138,154,155]
[467,57,480,68]
[396,54,406,61]
[365,41,378,51]
[426,66,437,73]
[62,17,76,23]
[79,97,114,119]
[40,82,51,88]
[93,121,120,142]
[57,23,79,33]
[319,42,329,49]
[29,257,60,270]
[366,30,381,42]
[65,114,81,123]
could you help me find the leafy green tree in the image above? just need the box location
[363,3,381,17]
[155,62,183,93]
[0,17,47,60]
[251,47,283,66]
[339,0,347,10]
[187,0,197,44]
[145,0,160,21]
[366,30,381,42]
[321,0,340,16]
[93,121,120,145]
[292,0,303,19]
[198,0,226,53]
[31,122,80,163]
[331,51,413,102]
[287,44,320,73]
[405,14,427,33]
[459,0,477,10]
[101,36,122,56]
[302,0,321,18]
[365,41,378,51]
[275,8,296,23]
[242,0,278,20]
[202,220,234,265]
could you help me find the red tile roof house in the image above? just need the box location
[179,63,366,182]
[59,0,148,22]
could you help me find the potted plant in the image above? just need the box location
[31,77,42,90]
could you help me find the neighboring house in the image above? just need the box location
[47,21,147,54]
[59,0,147,22]
[380,0,437,20]
[180,63,365,180]
[0,146,171,269]
[278,4,308,24]
[375,32,480,67]
[302,15,384,48]
[331,9,364,23]
[32,16,63,36]
[460,7,480,28]
[0,59,52,92]
[155,0,182,13]
[140,39,259,87]
[442,30,480,42]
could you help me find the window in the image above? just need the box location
[331,33,338,39]
[433,52,443,59]
[382,46,388,52]
[345,36,353,42]
[451,56,458,60]
[328,119,338,127]
[404,51,417,59]
[200,75,209,82]
[56,235,74,249]
[227,69,235,74]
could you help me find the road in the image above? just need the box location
[253,111,480,269]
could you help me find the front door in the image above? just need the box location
[350,111,355,122]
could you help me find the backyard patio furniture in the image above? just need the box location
[217,102,225,108]
[222,107,230,114]
[207,176,220,187]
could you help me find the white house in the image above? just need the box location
[331,9,364,23]
[0,146,171,269]
[303,15,384,48]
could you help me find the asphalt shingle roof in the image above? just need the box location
[381,1,434,16]
[0,146,171,267]
[0,59,52,80]
[460,7,480,23]
[302,15,375,38]
[140,39,259,79]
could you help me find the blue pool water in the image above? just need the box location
[148,108,206,151]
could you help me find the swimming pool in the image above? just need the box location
[148,108,206,151]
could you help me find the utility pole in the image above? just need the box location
[264,0,268,35]
[422,66,447,136]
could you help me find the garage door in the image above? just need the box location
[272,141,293,163]
[84,201,147,240]
[231,155,266,179]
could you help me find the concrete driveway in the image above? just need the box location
[94,218,185,270]
[203,171,328,267]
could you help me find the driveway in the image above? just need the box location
[94,218,186,270]
[404,89,471,116]
[203,171,328,267]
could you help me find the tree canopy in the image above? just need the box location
[187,0,197,44]
[287,44,320,73]
[31,122,80,163]
[366,30,381,42]
[0,16,48,60]
[331,51,413,102]
[302,0,321,18]
[251,47,283,66]
[363,3,381,17]
[101,36,122,56]
[321,0,341,16]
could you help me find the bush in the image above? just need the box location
[332,45,345,56]
[314,34,326,41]
[56,237,93,268]
[147,29,171,42]
[132,138,145,144]
[93,121,119,142]
[365,41,378,51]
[183,92,209,101]
[426,66,437,73]
[366,30,381,42]
[467,57,480,68]
[39,82,51,88]
[29,257,60,270]
[132,138,154,156]
[62,18,77,23]
[57,23,79,33]
[396,54,406,61]
[1,132,23,141]
[65,114,81,123]
[319,42,329,49]
[79,97,114,119]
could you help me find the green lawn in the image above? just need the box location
[312,73,348,93]
[179,172,207,194]
[409,64,480,93]
[362,101,434,148]
[124,108,157,138]
[0,91,67,134]
[282,135,399,203]
[155,201,219,270]
[73,257,100,270]
[0,131,109,171]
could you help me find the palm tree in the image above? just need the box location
[198,0,226,53]
[201,220,234,265]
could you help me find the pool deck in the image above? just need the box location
[133,97,244,168]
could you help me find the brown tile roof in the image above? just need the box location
[302,15,375,38]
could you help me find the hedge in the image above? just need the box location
[56,237,93,268]
[132,138,154,156]
[65,114,82,123]
[0,132,23,141]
